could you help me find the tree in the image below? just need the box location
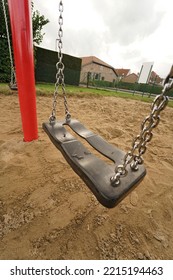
[0,0,49,82]
[31,2,49,45]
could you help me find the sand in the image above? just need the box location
[0,93,173,260]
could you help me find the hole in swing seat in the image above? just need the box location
[42,119,146,208]
[64,123,114,165]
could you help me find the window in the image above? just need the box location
[95,73,101,80]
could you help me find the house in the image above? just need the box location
[149,71,163,85]
[122,73,138,84]
[114,68,130,79]
[80,56,118,84]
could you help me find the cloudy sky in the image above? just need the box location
[33,0,173,78]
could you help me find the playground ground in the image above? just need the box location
[0,91,173,260]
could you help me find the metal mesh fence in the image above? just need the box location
[35,47,81,86]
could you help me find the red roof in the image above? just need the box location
[81,56,113,68]
[114,68,130,77]
[81,56,118,76]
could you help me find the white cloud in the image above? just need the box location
[33,0,173,78]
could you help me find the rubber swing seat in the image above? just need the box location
[42,119,146,208]
[9,83,18,91]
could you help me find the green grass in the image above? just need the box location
[1,82,173,108]
[0,83,12,95]
[35,83,159,104]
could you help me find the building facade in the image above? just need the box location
[80,56,118,84]
[122,73,138,83]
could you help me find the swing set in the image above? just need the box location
[6,0,173,208]
[2,0,17,90]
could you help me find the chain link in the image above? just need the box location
[2,0,16,86]
[110,77,173,186]
[50,0,71,123]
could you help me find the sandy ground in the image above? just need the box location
[0,93,173,260]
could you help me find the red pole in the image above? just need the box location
[8,0,38,142]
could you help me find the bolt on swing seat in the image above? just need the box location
[42,119,146,208]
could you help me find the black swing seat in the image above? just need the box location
[9,82,18,91]
[42,119,146,208]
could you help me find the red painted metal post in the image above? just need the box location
[8,0,38,141]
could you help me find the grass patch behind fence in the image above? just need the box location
[0,82,173,108]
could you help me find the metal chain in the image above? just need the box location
[50,0,71,123]
[110,77,173,186]
[2,0,16,86]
